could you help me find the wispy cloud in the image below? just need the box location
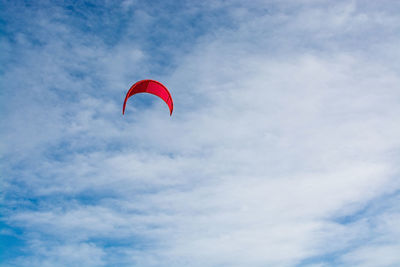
[1,0,400,266]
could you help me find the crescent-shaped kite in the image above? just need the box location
[122,79,173,116]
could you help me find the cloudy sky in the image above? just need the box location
[1,0,400,266]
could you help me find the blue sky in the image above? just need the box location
[1,0,400,266]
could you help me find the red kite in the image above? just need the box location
[122,79,173,116]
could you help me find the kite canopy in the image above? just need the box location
[122,79,173,115]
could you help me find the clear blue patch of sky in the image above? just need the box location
[0,221,25,262]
